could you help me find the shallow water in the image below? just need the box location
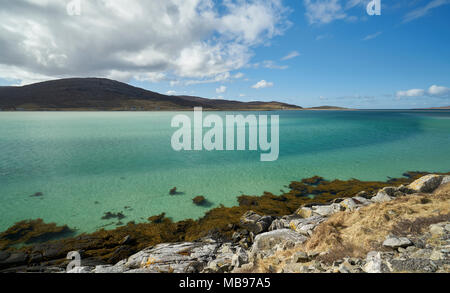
[0,110,449,233]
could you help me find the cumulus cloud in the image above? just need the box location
[252,80,274,89]
[428,85,450,97]
[396,85,450,98]
[216,85,227,94]
[0,0,290,85]
[281,50,300,60]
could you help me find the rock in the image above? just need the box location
[430,250,445,261]
[340,198,360,211]
[93,265,126,273]
[122,241,219,273]
[231,247,249,269]
[239,211,273,235]
[338,260,354,273]
[250,229,307,257]
[2,252,28,266]
[383,236,413,249]
[288,216,325,236]
[363,251,382,273]
[311,203,342,217]
[295,207,313,218]
[0,251,11,262]
[193,196,206,206]
[356,190,371,199]
[67,266,93,274]
[371,190,394,203]
[352,196,372,206]
[292,252,309,263]
[441,175,450,185]
[429,222,449,236]
[268,218,289,231]
[408,174,444,193]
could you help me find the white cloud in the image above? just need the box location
[262,60,288,70]
[252,80,274,89]
[396,85,450,98]
[303,0,347,24]
[362,31,382,41]
[396,89,426,98]
[403,0,450,23]
[428,85,450,97]
[281,51,300,61]
[166,90,178,95]
[216,85,227,94]
[0,0,290,85]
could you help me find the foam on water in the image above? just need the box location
[0,110,449,232]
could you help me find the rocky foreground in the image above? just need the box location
[62,174,450,274]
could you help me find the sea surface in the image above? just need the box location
[0,110,449,233]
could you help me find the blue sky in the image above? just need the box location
[1,0,449,108]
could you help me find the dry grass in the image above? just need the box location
[255,183,450,271]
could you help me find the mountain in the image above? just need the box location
[0,78,302,111]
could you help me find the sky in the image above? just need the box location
[0,0,449,109]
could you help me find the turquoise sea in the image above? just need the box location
[0,110,449,233]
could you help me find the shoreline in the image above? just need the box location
[1,171,449,272]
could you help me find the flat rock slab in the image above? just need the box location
[251,229,307,256]
[121,242,219,273]
[383,236,413,249]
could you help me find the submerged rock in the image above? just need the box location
[193,196,206,206]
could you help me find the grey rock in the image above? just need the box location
[408,174,444,193]
[250,229,307,257]
[240,211,273,235]
[383,236,413,249]
[371,190,394,203]
[292,252,309,263]
[122,241,219,273]
[363,251,383,273]
[311,203,342,217]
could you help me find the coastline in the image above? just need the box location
[1,171,449,273]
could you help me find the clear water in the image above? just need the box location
[0,110,449,233]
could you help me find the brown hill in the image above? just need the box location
[0,78,302,111]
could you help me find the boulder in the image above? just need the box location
[311,203,342,217]
[239,211,273,235]
[250,229,307,257]
[363,251,382,273]
[371,190,394,203]
[408,174,444,193]
[121,241,219,273]
[340,198,361,211]
[429,222,450,236]
[268,218,289,231]
[383,236,413,249]
[295,207,313,218]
